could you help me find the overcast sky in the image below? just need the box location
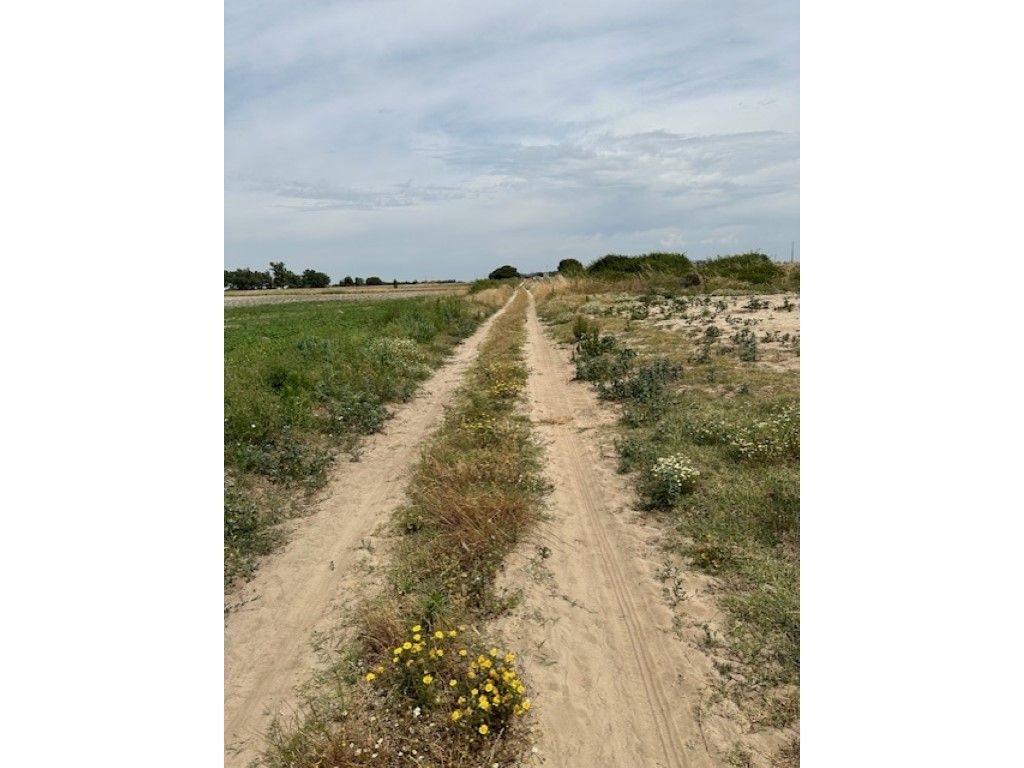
[225,0,798,281]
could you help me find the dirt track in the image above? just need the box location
[224,294,513,767]
[225,287,728,766]
[492,291,720,767]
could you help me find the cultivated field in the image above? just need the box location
[224,267,799,767]
[224,282,468,307]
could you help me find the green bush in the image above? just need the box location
[487,265,520,280]
[587,252,693,277]
[697,252,784,285]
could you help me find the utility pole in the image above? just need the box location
[790,241,795,263]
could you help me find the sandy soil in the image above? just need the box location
[224,283,467,307]
[224,294,514,767]
[657,294,800,370]
[490,291,727,767]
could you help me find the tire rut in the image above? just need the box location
[224,294,516,767]
[492,290,713,767]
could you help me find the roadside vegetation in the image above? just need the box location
[263,290,548,768]
[224,292,507,587]
[537,278,800,741]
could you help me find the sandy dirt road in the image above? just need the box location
[494,291,720,767]
[224,294,513,767]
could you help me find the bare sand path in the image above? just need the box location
[494,291,717,767]
[224,294,514,767]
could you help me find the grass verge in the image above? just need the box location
[224,292,507,587]
[539,285,799,734]
[262,289,548,767]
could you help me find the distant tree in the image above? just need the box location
[342,275,354,286]
[392,279,399,288]
[354,277,365,286]
[365,276,384,286]
[300,269,331,288]
[488,265,520,280]
[269,261,299,288]
[224,268,272,290]
[557,258,584,275]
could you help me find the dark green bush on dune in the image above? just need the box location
[587,252,694,276]
[696,252,784,285]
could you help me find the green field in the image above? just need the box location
[224,295,493,586]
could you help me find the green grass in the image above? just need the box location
[540,288,799,731]
[224,295,493,587]
[262,291,548,768]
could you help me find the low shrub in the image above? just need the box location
[645,455,700,508]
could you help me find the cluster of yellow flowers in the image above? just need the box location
[486,379,521,399]
[463,416,502,433]
[367,624,530,738]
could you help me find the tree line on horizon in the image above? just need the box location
[226,251,793,291]
[484,252,794,287]
[224,261,453,291]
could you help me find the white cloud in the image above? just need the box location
[226,0,799,279]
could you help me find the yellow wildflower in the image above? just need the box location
[457,696,466,705]
[434,631,444,640]
[449,679,458,687]
[413,633,422,642]
[451,710,462,722]
[411,624,422,633]
[458,649,468,657]
[522,699,531,711]
[489,648,499,658]
[422,674,434,685]
[478,696,490,711]
[403,642,412,650]
[448,630,458,638]
[478,724,489,735]
[504,652,516,663]
[365,672,376,682]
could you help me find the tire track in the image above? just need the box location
[224,293,516,768]
[493,290,713,766]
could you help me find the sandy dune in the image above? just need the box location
[224,295,513,767]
